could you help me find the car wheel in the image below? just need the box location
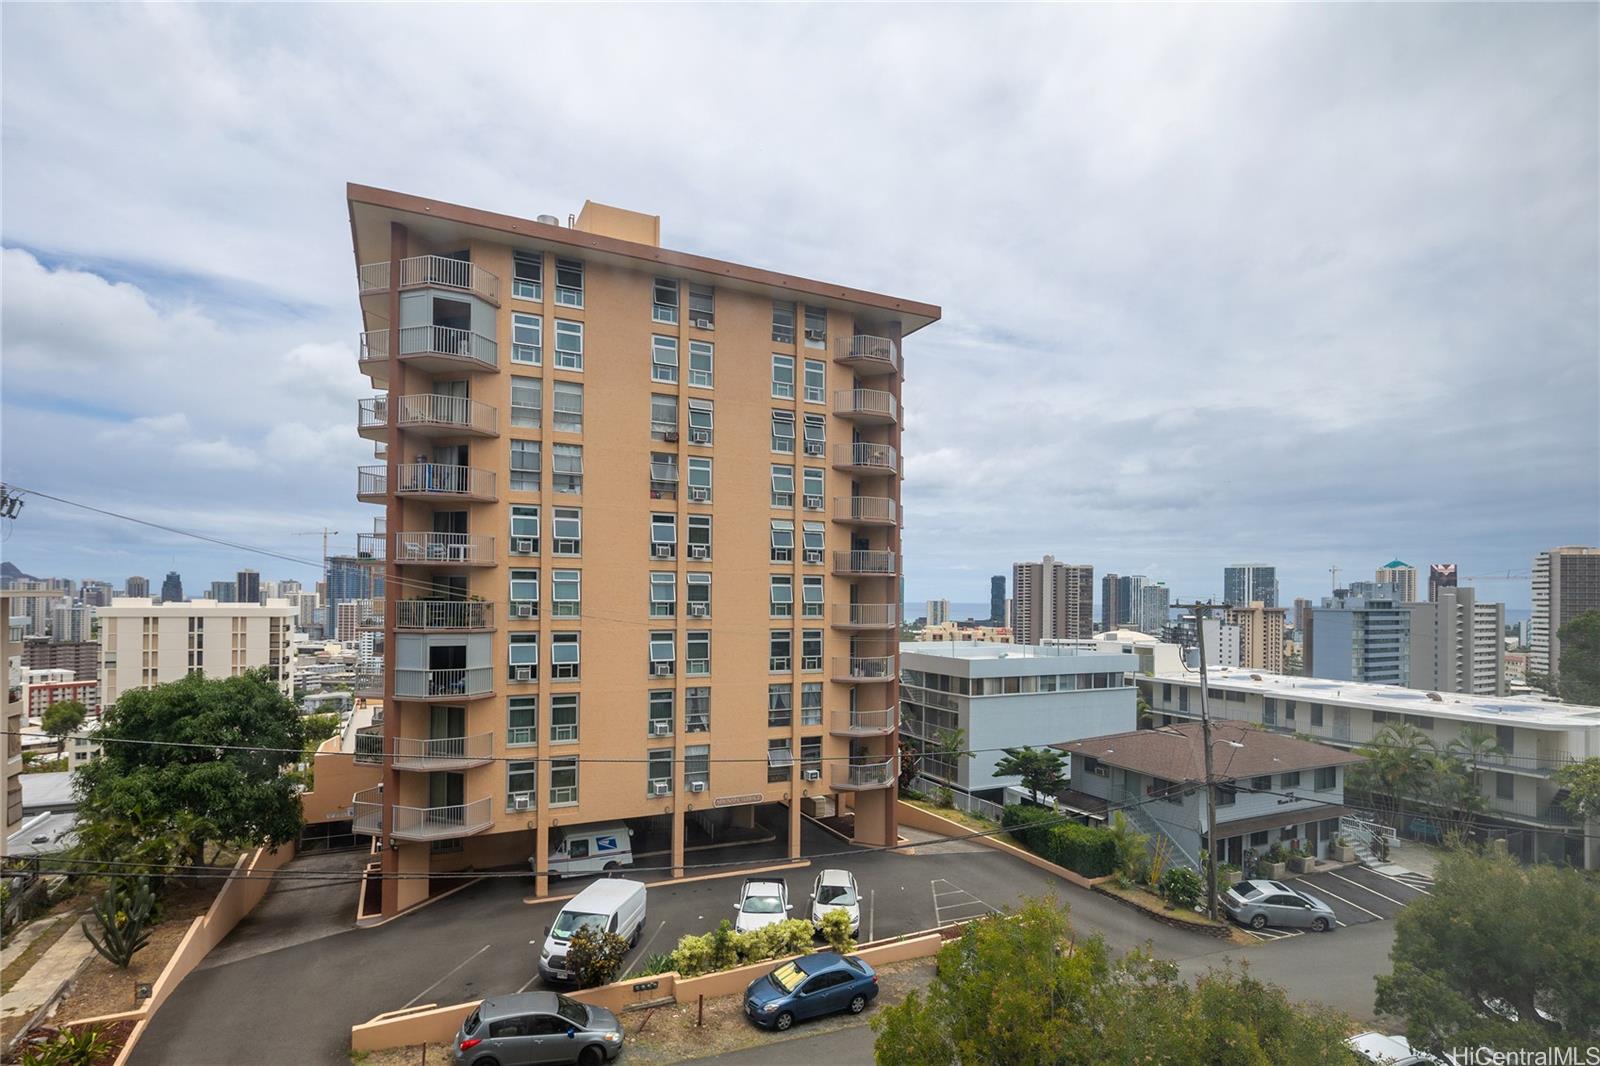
[1250,914,1268,930]
[775,1011,794,1031]
[603,861,619,872]
[578,1046,604,1066]
[848,994,867,1014]
[476,1060,499,1066]
[1311,917,1329,933]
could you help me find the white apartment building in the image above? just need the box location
[1145,666,1600,868]
[98,597,295,706]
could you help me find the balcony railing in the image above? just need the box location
[833,656,896,682]
[830,709,897,737]
[352,785,383,834]
[355,533,385,561]
[396,394,499,436]
[832,496,898,525]
[833,442,898,474]
[358,600,385,630]
[392,463,496,500]
[834,758,897,791]
[394,667,494,700]
[832,389,898,424]
[353,671,383,697]
[393,531,496,566]
[358,397,388,438]
[834,335,900,375]
[357,466,387,501]
[353,728,384,766]
[390,797,495,841]
[394,600,493,631]
[391,732,494,771]
[398,324,498,371]
[833,603,900,628]
[398,254,500,304]
[833,550,899,576]
[358,263,390,294]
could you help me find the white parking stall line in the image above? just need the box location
[405,943,492,1007]
[1359,867,1434,896]
[931,879,994,926]
[1247,927,1303,942]
[1305,882,1386,922]
[1326,871,1411,907]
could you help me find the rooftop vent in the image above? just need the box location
[536,214,560,226]
[1426,691,1443,702]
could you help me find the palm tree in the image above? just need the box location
[1438,726,1504,839]
[1354,722,1434,833]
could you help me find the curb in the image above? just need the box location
[1090,883,1236,940]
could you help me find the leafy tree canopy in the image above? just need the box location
[993,747,1067,805]
[1555,757,1600,823]
[41,700,89,755]
[1555,610,1600,704]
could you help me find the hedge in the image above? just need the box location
[1002,805,1118,878]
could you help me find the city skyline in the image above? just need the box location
[2,5,1595,614]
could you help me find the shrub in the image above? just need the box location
[21,1025,115,1066]
[635,951,675,977]
[669,918,816,976]
[669,930,716,977]
[1264,844,1288,864]
[819,908,857,954]
[1160,867,1204,910]
[1001,806,1118,877]
[934,786,955,809]
[82,879,155,969]
[567,924,630,988]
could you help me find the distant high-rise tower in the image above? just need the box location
[1010,556,1093,644]
[1223,601,1289,673]
[1292,597,1313,633]
[1427,563,1458,603]
[160,571,184,603]
[1137,583,1170,637]
[1118,575,1147,626]
[235,569,261,605]
[1100,573,1121,631]
[125,576,150,599]
[1375,560,1418,602]
[79,581,114,608]
[989,575,1006,624]
[209,581,237,603]
[926,599,950,626]
[1532,546,1600,681]
[1223,564,1278,609]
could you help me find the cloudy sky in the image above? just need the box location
[2,4,1594,611]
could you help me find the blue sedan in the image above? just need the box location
[743,952,879,1031]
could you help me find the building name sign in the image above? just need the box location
[712,793,764,808]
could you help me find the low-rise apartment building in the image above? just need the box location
[97,597,295,705]
[23,669,100,718]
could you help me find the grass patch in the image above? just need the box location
[901,798,997,833]
[359,1044,450,1065]
[1,912,77,995]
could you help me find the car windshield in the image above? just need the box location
[769,961,806,993]
[554,995,589,1027]
[1233,884,1263,899]
[817,884,856,906]
[551,910,604,940]
[743,894,784,913]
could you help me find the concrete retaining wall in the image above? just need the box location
[895,801,1105,890]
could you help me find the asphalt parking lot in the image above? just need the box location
[1237,864,1433,941]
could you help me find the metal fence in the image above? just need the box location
[909,776,1006,821]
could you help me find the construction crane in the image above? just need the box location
[1463,571,1531,582]
[293,528,340,577]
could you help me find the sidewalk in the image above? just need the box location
[1,919,97,1043]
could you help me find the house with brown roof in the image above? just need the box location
[1053,721,1363,870]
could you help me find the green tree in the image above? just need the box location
[1351,722,1434,832]
[1375,849,1600,1055]
[75,670,305,868]
[566,924,630,989]
[300,713,341,747]
[1106,811,1149,880]
[1555,610,1600,704]
[871,897,1352,1065]
[40,700,88,758]
[1555,757,1600,823]
[901,727,968,790]
[992,747,1066,805]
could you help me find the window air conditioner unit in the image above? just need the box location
[773,493,793,507]
[803,495,823,509]
[650,721,672,736]
[556,539,578,554]
[653,544,673,558]
[804,550,823,564]
[773,549,792,562]
[512,602,535,618]
[513,537,535,554]
[662,430,679,442]
[802,769,821,782]
[805,443,824,456]
[693,317,713,329]
[688,603,709,618]
[688,781,708,793]
[689,487,710,502]
[805,329,825,342]
[651,779,671,796]
[653,663,673,677]
[691,429,711,444]
[514,666,534,682]
[689,545,709,560]
[511,792,532,811]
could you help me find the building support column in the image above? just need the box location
[671,805,686,880]
[730,805,755,830]
[533,815,549,899]
[393,840,429,914]
[788,791,803,859]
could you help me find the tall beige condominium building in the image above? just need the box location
[1222,601,1287,673]
[1426,586,1505,696]
[1531,546,1600,680]
[97,598,295,706]
[1375,559,1419,603]
[3,598,25,840]
[347,185,938,913]
[1010,556,1093,645]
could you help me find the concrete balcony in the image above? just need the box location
[355,533,385,561]
[394,600,493,631]
[357,600,385,631]
[832,656,896,683]
[395,394,499,438]
[359,255,501,305]
[393,532,496,567]
[352,785,383,834]
[356,466,387,504]
[358,330,389,387]
[398,324,498,375]
[391,732,495,772]
[392,464,497,502]
[394,667,495,701]
[832,442,898,476]
[833,758,897,791]
[353,671,383,698]
[833,335,900,376]
[829,709,897,737]
[832,550,899,577]
[832,496,898,527]
[832,389,898,425]
[832,603,900,630]
[357,397,388,441]
[391,797,495,841]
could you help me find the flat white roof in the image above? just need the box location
[902,641,1135,676]
[1153,667,1600,729]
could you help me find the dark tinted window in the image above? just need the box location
[843,957,867,974]
[464,1009,482,1035]
[555,996,589,1026]
[490,1017,530,1038]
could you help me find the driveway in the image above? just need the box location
[1237,865,1432,942]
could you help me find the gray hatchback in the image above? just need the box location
[1223,879,1336,932]
[453,991,624,1066]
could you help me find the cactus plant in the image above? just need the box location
[81,879,155,969]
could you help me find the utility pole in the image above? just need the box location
[1183,600,1222,921]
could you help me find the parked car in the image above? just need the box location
[1346,1032,1458,1065]
[808,868,860,935]
[538,879,647,984]
[743,951,879,1031]
[453,991,623,1066]
[734,878,791,933]
[1222,879,1336,932]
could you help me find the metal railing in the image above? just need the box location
[833,496,897,524]
[355,533,385,561]
[390,797,494,840]
[357,466,387,498]
[830,708,897,735]
[398,254,499,303]
[394,667,494,699]
[398,324,498,369]
[393,531,495,565]
[834,334,900,374]
[392,463,496,499]
[833,603,900,627]
[353,671,383,695]
[357,263,390,294]
[833,442,898,473]
[352,785,383,834]
[358,329,388,365]
[834,656,895,680]
[835,758,896,789]
[391,732,494,770]
[353,728,384,765]
[833,550,898,576]
[357,397,387,432]
[394,600,493,630]
[1109,784,1201,873]
[397,394,498,435]
[910,776,1005,820]
[833,389,898,421]
[358,600,384,629]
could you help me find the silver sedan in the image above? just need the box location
[1222,879,1337,932]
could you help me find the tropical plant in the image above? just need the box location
[819,908,857,954]
[992,746,1067,805]
[634,951,675,977]
[1106,811,1149,881]
[566,923,630,988]
[901,727,969,789]
[20,1024,117,1066]
[1160,867,1204,910]
[934,786,955,809]
[1555,757,1600,823]
[1352,722,1435,832]
[82,879,156,968]
[40,700,88,758]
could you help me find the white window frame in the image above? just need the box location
[511,375,542,428]
[802,414,825,456]
[684,687,710,732]
[802,575,824,617]
[771,465,794,507]
[687,457,712,502]
[800,682,823,725]
[510,439,541,492]
[688,283,715,328]
[513,252,543,302]
[771,519,794,560]
[551,695,580,743]
[685,631,710,677]
[649,631,676,664]
[512,313,543,366]
[803,468,824,508]
[687,514,712,559]
[552,381,583,434]
[801,630,823,672]
[770,576,793,618]
[551,634,580,680]
[804,359,825,403]
[772,300,796,345]
[510,568,540,612]
[651,395,678,439]
[650,572,677,617]
[554,257,584,308]
[688,340,713,388]
[510,505,540,553]
[771,410,796,453]
[552,443,583,494]
[687,399,713,444]
[652,277,679,324]
[803,522,825,553]
[686,572,711,617]
[804,306,827,347]
[770,630,792,672]
[652,336,679,383]
[552,507,582,555]
[771,354,795,399]
[648,690,674,735]
[550,569,580,617]
[549,755,578,806]
[553,319,583,370]
[510,633,539,674]
[508,695,538,746]
[651,513,677,552]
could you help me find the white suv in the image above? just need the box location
[734,878,791,933]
